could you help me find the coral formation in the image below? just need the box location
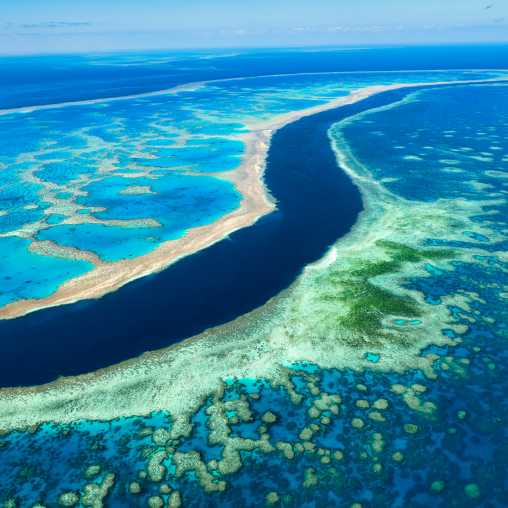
[81,473,115,508]
[58,493,79,507]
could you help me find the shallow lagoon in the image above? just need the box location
[0,236,93,308]
[36,174,240,262]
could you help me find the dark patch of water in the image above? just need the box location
[0,83,492,388]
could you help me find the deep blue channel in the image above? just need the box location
[0,85,459,388]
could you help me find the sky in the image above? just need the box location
[2,0,508,54]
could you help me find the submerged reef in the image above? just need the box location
[1,352,508,506]
[1,77,508,505]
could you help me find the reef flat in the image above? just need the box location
[2,75,508,506]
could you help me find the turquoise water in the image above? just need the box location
[365,353,380,363]
[37,174,239,261]
[0,236,93,308]
[137,138,244,173]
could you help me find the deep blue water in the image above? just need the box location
[2,45,508,110]
[0,81,498,389]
